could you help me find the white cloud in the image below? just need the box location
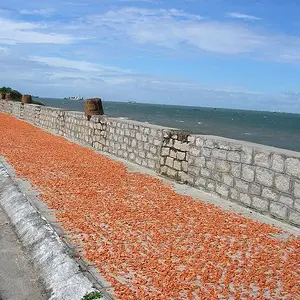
[0,17,79,45]
[226,12,261,21]
[19,8,55,16]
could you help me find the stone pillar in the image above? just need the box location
[85,98,104,121]
[21,94,33,104]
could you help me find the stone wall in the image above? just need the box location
[1,99,299,228]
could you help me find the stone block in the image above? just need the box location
[163,155,174,167]
[288,210,300,226]
[174,160,182,171]
[252,197,269,212]
[230,188,239,201]
[256,167,274,187]
[212,149,227,159]
[274,174,290,193]
[195,137,203,147]
[240,193,251,206]
[231,163,241,178]
[227,151,241,162]
[176,151,186,161]
[204,139,214,149]
[271,154,285,172]
[190,147,201,156]
[254,151,270,168]
[206,159,215,170]
[215,159,231,173]
[242,165,255,182]
[201,168,211,178]
[189,166,200,176]
[294,180,300,198]
[192,157,205,167]
[223,174,234,187]
[207,180,215,191]
[285,158,300,179]
[166,167,177,178]
[170,149,177,159]
[249,183,261,196]
[241,146,253,164]
[160,166,167,174]
[202,148,212,157]
[148,160,156,169]
[182,161,188,172]
[179,142,189,152]
[154,139,161,146]
[234,179,249,193]
[270,203,288,220]
[195,177,206,187]
[262,188,278,201]
[161,147,170,156]
[216,184,229,197]
[279,196,294,207]
[294,199,300,212]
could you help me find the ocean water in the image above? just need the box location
[40,98,300,152]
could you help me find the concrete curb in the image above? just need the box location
[0,159,112,300]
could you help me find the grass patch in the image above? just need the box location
[81,291,104,300]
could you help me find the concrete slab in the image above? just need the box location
[0,207,47,300]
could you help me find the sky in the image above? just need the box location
[0,0,300,112]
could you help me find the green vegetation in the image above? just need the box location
[0,86,44,105]
[81,291,103,300]
[0,86,22,100]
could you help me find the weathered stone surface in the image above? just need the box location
[176,151,186,161]
[182,161,188,172]
[278,197,294,209]
[234,179,249,193]
[249,183,261,196]
[274,174,290,193]
[200,168,211,178]
[223,174,234,187]
[254,151,270,168]
[203,139,214,149]
[271,154,285,172]
[288,210,300,226]
[227,151,241,162]
[270,203,288,220]
[216,184,229,197]
[206,159,215,170]
[262,188,278,201]
[202,148,212,157]
[195,177,206,187]
[189,166,200,176]
[285,158,300,179]
[252,197,269,212]
[294,180,300,198]
[215,159,231,173]
[231,163,241,178]
[190,147,201,156]
[195,137,203,147]
[212,149,227,160]
[230,188,239,200]
[161,147,170,156]
[170,149,177,159]
[240,193,251,206]
[241,146,253,164]
[294,199,300,212]
[241,165,255,182]
[166,167,177,178]
[256,167,274,187]
[165,157,174,168]
[207,180,215,191]
[174,160,182,171]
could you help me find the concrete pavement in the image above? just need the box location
[0,207,47,300]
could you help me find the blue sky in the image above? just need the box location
[0,0,300,112]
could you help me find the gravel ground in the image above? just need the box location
[0,113,299,299]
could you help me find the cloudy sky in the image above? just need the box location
[1,0,300,112]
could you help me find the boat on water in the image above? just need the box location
[64,96,84,100]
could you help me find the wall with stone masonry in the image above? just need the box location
[1,99,300,228]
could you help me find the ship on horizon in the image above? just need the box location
[64,96,84,101]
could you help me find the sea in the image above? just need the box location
[39,98,300,152]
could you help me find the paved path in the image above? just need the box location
[0,207,47,300]
[0,113,299,299]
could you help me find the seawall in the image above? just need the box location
[1,99,299,228]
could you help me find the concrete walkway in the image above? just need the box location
[0,207,47,300]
